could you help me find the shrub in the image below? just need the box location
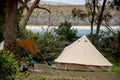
[96,30,120,64]
[54,21,78,42]
[0,50,19,80]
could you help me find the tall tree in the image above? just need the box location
[4,0,18,54]
[95,0,107,44]
[85,0,97,44]
[96,0,107,35]
[85,0,96,36]
[91,0,96,36]
[3,0,50,54]
[20,0,40,28]
[19,0,50,28]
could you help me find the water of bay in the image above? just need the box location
[26,26,119,36]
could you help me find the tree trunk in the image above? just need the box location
[91,0,96,44]
[4,0,18,54]
[91,0,95,35]
[21,0,40,28]
[94,0,107,44]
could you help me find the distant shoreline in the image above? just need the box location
[26,25,120,29]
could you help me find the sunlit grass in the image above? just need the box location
[16,64,120,80]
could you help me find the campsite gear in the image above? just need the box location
[0,40,55,68]
[18,61,29,72]
[55,35,112,71]
[29,59,35,71]
[29,59,35,64]
[0,40,37,71]
[16,40,38,54]
[23,66,29,72]
[0,40,38,53]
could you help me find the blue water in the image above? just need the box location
[27,28,107,36]
[76,29,96,36]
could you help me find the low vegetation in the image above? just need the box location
[0,50,19,80]
[15,64,120,80]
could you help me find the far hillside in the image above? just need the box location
[27,5,120,26]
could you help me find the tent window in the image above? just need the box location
[85,40,88,42]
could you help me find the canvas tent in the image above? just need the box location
[55,35,112,71]
[0,41,4,50]
[0,40,38,54]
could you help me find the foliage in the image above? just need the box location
[0,50,19,80]
[17,5,25,24]
[54,21,79,43]
[32,31,64,62]
[72,7,87,20]
[108,0,120,11]
[18,27,32,39]
[16,46,31,61]
[17,27,64,62]
[17,4,26,38]
[17,24,78,62]
[96,30,120,64]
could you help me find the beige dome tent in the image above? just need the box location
[0,41,4,50]
[55,35,112,71]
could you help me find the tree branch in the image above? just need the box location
[18,0,29,11]
[21,0,40,28]
[35,6,51,13]
[94,20,115,35]
[103,20,115,35]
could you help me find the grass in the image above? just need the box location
[15,64,120,80]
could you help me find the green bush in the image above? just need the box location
[54,21,79,42]
[0,50,19,80]
[32,32,64,62]
[96,30,120,64]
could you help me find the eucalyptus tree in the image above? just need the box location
[72,0,114,45]
[19,0,51,28]
[4,0,18,54]
[3,0,51,54]
[85,0,97,44]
